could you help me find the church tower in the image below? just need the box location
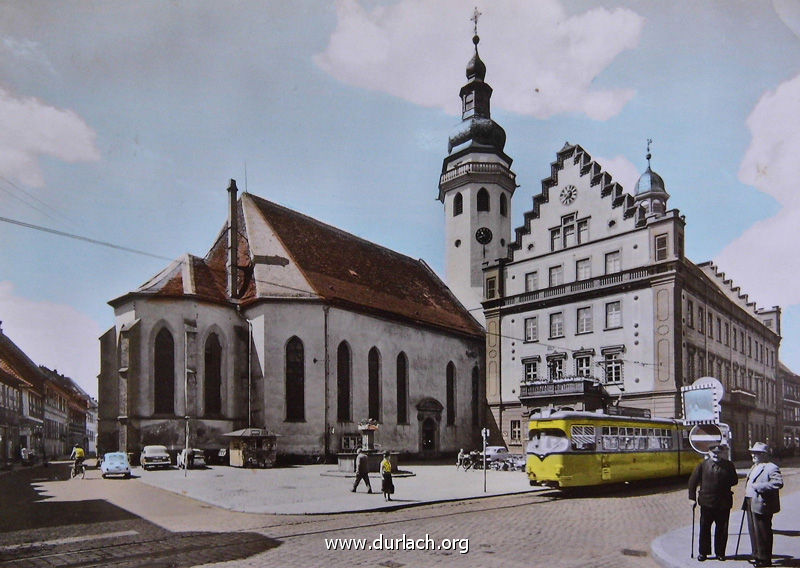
[438,10,516,320]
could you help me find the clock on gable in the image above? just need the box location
[559,184,578,205]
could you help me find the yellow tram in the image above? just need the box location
[527,411,702,488]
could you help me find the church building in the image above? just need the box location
[98,182,485,460]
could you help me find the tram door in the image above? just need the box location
[601,453,611,481]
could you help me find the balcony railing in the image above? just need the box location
[519,377,604,400]
[500,264,673,309]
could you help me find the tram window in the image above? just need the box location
[602,435,618,450]
[527,428,570,454]
[570,425,596,450]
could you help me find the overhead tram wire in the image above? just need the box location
[0,175,81,229]
[0,215,173,262]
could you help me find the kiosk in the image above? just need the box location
[223,428,278,468]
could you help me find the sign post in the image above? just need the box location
[481,428,489,493]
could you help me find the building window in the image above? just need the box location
[547,357,564,381]
[524,271,538,292]
[463,92,475,115]
[500,193,508,217]
[724,322,729,345]
[337,342,351,422]
[477,187,490,212]
[578,220,588,243]
[446,362,456,425]
[575,355,592,377]
[549,214,589,251]
[485,276,497,299]
[396,352,408,424]
[603,352,623,383]
[471,366,480,427]
[524,317,538,342]
[605,301,622,329]
[154,328,175,415]
[655,234,668,261]
[550,312,564,338]
[698,307,705,333]
[605,251,621,274]
[707,312,713,337]
[204,333,222,416]
[510,420,521,442]
[687,300,694,328]
[549,265,564,287]
[368,347,381,421]
[453,192,463,216]
[732,327,737,350]
[285,336,304,422]
[716,317,722,342]
[576,258,591,280]
[523,359,539,382]
[577,306,593,334]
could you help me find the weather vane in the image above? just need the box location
[471,6,482,36]
[646,138,653,165]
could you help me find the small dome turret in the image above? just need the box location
[634,166,666,195]
[633,140,669,220]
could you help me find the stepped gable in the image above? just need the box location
[246,194,483,337]
[510,143,638,254]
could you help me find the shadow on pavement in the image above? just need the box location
[0,464,280,567]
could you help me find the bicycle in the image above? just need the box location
[70,460,85,479]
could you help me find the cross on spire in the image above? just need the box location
[471,6,482,36]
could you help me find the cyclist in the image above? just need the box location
[69,444,85,477]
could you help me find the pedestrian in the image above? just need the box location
[688,442,738,561]
[456,448,465,470]
[351,447,372,493]
[380,451,394,501]
[744,442,784,568]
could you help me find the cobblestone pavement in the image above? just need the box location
[1,462,797,568]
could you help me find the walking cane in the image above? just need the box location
[735,500,747,556]
[691,502,697,558]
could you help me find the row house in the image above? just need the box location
[778,362,800,455]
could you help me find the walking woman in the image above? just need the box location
[380,451,394,501]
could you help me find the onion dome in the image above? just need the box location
[448,116,506,153]
[634,147,667,196]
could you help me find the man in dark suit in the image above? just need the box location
[688,442,739,561]
[351,447,372,493]
[744,442,784,567]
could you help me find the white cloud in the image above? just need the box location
[0,281,100,397]
[0,87,100,188]
[314,0,644,120]
[715,72,800,308]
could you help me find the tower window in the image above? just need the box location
[655,234,668,261]
[485,276,497,299]
[500,193,508,217]
[477,188,490,212]
[453,193,463,216]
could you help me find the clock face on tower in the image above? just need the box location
[560,184,578,205]
[475,227,493,245]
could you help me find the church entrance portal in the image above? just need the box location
[416,398,443,458]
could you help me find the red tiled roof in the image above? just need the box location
[0,330,45,390]
[114,193,482,338]
[246,194,482,337]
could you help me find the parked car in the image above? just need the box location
[177,448,206,469]
[483,446,510,463]
[100,452,131,478]
[140,445,171,470]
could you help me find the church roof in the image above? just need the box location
[114,193,482,338]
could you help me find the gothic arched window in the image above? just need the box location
[453,193,463,216]
[477,188,490,212]
[285,336,304,422]
[204,333,222,416]
[154,328,175,415]
[337,342,351,422]
[446,361,456,425]
[368,347,381,421]
[500,193,508,217]
[396,352,408,424]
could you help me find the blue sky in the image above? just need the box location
[1,0,799,399]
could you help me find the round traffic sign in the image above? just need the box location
[689,423,723,454]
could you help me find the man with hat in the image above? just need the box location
[744,442,783,567]
[688,442,738,561]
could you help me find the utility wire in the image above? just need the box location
[0,216,173,261]
[0,176,79,228]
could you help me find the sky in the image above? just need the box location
[1,0,800,399]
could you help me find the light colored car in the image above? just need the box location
[177,448,206,469]
[483,446,510,463]
[100,452,131,478]
[140,445,171,470]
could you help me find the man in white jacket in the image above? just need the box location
[744,442,784,567]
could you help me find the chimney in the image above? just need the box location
[227,179,239,299]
